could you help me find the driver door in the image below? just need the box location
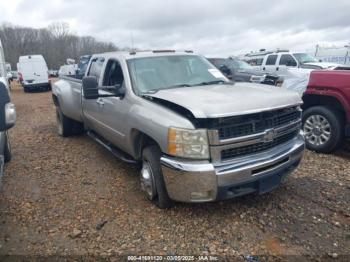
[92,59,129,151]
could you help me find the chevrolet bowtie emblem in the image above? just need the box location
[263,129,276,143]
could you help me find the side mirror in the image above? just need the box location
[115,85,126,98]
[0,82,16,132]
[82,76,99,99]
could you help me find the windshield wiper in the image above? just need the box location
[192,80,232,86]
[142,84,192,94]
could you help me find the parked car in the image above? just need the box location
[0,81,16,186]
[17,55,51,92]
[48,70,58,77]
[52,50,305,208]
[242,49,350,78]
[301,70,350,153]
[208,57,279,85]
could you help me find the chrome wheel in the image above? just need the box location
[140,160,156,200]
[303,114,331,146]
[56,108,63,136]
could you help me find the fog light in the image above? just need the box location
[190,191,211,201]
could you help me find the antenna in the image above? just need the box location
[130,31,135,52]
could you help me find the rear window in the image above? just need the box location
[265,55,277,65]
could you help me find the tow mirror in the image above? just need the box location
[0,82,16,132]
[82,76,99,99]
[114,85,126,98]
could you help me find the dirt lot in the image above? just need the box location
[0,83,349,261]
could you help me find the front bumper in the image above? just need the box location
[161,133,305,202]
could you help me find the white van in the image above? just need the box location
[17,55,50,92]
[0,39,9,91]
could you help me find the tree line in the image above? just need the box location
[0,22,120,70]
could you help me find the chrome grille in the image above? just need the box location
[221,131,298,160]
[208,106,302,162]
[217,107,301,140]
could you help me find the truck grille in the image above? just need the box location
[217,107,301,140]
[221,130,298,160]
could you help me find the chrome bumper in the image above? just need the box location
[161,134,305,203]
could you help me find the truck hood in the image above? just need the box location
[146,83,302,118]
[304,62,350,69]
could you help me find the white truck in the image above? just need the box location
[17,55,51,92]
[242,49,350,79]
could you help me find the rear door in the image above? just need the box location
[19,61,34,82]
[262,54,278,74]
[32,59,48,84]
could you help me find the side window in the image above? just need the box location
[279,54,297,67]
[102,60,124,89]
[87,57,105,82]
[265,55,278,65]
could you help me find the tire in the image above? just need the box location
[23,86,29,93]
[56,106,84,137]
[302,106,344,153]
[4,132,12,163]
[141,145,174,209]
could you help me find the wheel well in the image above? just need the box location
[302,94,345,118]
[131,130,160,160]
[52,94,59,106]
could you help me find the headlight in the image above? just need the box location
[168,127,209,159]
[5,103,16,127]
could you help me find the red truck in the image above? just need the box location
[302,70,350,153]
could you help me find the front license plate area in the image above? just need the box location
[259,174,281,194]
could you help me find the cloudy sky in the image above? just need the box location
[0,0,349,56]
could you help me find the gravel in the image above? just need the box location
[0,85,349,260]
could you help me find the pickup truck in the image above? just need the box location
[302,70,350,153]
[52,50,305,208]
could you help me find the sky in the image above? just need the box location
[0,0,349,57]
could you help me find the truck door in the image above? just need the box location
[92,59,129,152]
[262,54,278,74]
[277,54,298,78]
[82,57,106,133]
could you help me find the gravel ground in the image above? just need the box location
[0,84,349,261]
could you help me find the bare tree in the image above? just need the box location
[0,22,119,69]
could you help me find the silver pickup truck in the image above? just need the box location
[52,50,305,208]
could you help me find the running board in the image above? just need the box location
[87,131,137,164]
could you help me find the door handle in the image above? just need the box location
[262,67,265,71]
[96,98,105,106]
[276,67,279,71]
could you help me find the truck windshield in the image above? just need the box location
[293,53,319,64]
[127,55,229,94]
[228,59,253,70]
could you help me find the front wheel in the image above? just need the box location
[302,106,344,153]
[141,145,174,209]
